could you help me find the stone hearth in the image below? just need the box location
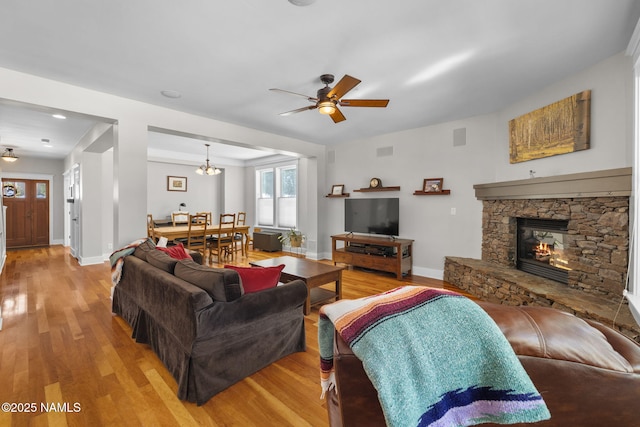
[445,257,638,341]
[443,168,639,341]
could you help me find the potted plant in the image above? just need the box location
[278,228,305,248]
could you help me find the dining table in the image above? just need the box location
[153,224,251,255]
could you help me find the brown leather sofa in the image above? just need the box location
[326,301,640,427]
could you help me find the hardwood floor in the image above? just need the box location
[0,245,465,426]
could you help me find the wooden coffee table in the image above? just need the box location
[250,256,345,315]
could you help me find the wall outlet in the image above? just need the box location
[450,207,457,215]
[107,243,113,250]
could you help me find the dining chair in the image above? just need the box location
[185,213,209,264]
[172,211,190,226]
[234,212,246,257]
[147,214,156,242]
[196,211,212,225]
[209,213,236,263]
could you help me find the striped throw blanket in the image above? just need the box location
[109,238,148,296]
[319,286,550,427]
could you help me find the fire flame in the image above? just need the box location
[535,243,551,256]
[534,242,570,270]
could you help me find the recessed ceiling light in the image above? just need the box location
[161,90,182,99]
[52,114,66,119]
[288,0,316,5]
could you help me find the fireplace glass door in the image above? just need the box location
[517,218,571,284]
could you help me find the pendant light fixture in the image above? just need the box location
[1,147,19,162]
[195,144,221,175]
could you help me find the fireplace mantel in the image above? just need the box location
[473,167,631,200]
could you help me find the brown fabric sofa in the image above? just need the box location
[326,301,640,426]
[112,241,308,405]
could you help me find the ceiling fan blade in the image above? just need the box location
[270,88,317,102]
[329,107,346,123]
[340,99,389,108]
[279,105,317,116]
[327,75,361,99]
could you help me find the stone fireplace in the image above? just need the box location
[444,167,639,341]
[481,195,629,302]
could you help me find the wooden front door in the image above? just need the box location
[3,179,50,248]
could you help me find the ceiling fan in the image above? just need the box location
[270,74,389,123]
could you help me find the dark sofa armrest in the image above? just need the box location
[585,319,640,372]
[116,255,214,349]
[195,280,308,338]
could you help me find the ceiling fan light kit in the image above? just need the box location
[318,101,336,115]
[195,144,221,175]
[1,147,19,162]
[270,74,389,123]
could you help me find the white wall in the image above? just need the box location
[66,122,114,262]
[223,165,245,215]
[147,161,231,221]
[299,157,319,258]
[101,150,114,257]
[323,51,633,278]
[0,66,325,255]
[80,152,103,264]
[322,113,496,277]
[493,52,633,181]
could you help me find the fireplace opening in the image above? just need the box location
[517,218,571,284]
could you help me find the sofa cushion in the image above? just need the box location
[157,242,193,260]
[175,259,243,302]
[146,249,179,274]
[224,264,285,294]
[133,238,156,261]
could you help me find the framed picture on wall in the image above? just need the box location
[167,176,187,192]
[331,184,345,195]
[423,178,443,193]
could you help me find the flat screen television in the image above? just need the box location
[345,198,399,236]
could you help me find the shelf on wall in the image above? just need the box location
[325,193,350,198]
[413,190,451,195]
[354,186,401,192]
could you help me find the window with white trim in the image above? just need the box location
[256,163,297,228]
[626,26,640,326]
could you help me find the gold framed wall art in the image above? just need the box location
[509,90,591,163]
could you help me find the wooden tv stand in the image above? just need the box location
[331,234,413,279]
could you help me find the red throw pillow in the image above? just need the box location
[224,264,285,293]
[157,242,193,260]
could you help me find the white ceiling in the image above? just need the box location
[0,0,639,161]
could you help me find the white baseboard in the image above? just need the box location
[412,266,444,280]
[79,255,106,266]
[303,251,319,260]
